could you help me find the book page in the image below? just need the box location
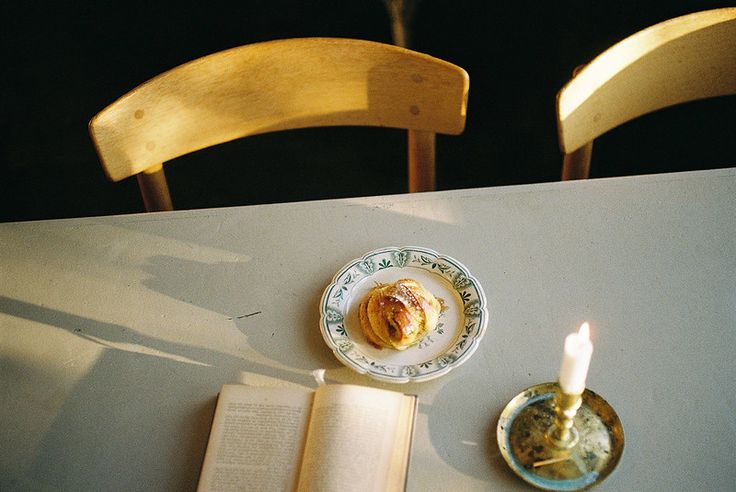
[197,385,313,492]
[296,384,416,492]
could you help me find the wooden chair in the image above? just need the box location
[557,8,736,180]
[89,37,469,211]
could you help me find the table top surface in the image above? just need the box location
[2,168,735,491]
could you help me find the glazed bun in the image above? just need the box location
[359,278,441,350]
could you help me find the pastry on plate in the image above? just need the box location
[359,278,441,350]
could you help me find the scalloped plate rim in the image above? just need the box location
[319,246,489,383]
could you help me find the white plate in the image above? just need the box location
[320,246,488,383]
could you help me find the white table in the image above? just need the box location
[2,169,735,491]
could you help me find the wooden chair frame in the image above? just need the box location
[557,8,736,180]
[89,37,469,211]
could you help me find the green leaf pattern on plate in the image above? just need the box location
[324,306,344,323]
[464,300,483,317]
[453,272,473,290]
[378,258,392,270]
[393,250,411,267]
[357,260,376,275]
[336,339,353,352]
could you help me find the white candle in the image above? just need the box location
[558,322,593,394]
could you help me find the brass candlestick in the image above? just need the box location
[547,390,582,449]
[497,383,624,491]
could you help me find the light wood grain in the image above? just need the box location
[89,38,469,210]
[557,8,736,180]
[136,164,173,211]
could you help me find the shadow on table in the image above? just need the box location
[139,255,339,372]
[422,374,522,485]
[0,296,320,490]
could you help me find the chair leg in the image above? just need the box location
[137,164,174,211]
[408,130,436,192]
[561,142,593,180]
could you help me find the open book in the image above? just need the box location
[197,383,418,492]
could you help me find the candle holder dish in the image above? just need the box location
[497,382,624,490]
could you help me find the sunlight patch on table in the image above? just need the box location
[237,371,315,391]
[344,195,465,225]
[81,334,213,367]
[1,321,106,473]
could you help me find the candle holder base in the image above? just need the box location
[497,383,624,491]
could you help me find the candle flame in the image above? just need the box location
[579,322,590,339]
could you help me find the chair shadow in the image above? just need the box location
[139,255,339,372]
[0,296,319,490]
[422,372,523,486]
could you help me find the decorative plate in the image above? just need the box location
[319,246,488,383]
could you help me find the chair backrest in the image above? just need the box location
[89,37,469,211]
[557,8,736,180]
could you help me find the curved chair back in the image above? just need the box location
[90,37,469,210]
[557,8,736,180]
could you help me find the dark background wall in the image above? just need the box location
[2,1,734,222]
